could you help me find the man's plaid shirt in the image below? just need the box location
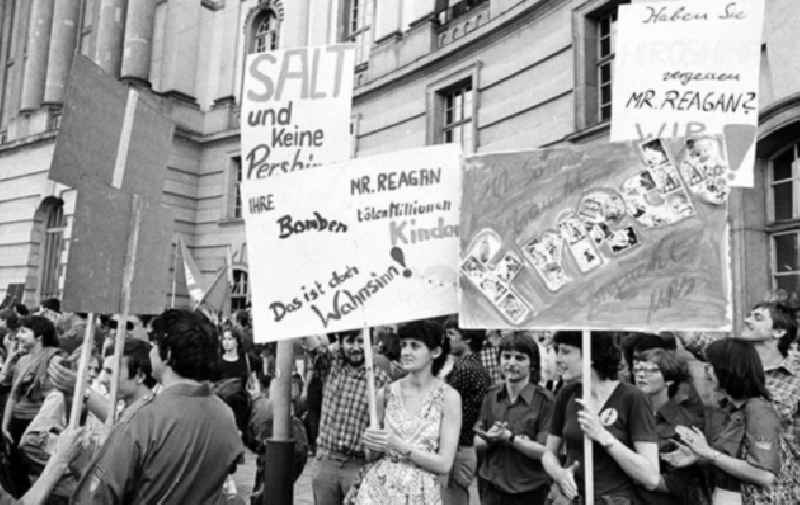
[479,342,503,385]
[764,359,800,443]
[316,359,389,457]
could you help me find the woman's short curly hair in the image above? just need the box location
[150,309,220,381]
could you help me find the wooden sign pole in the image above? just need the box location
[69,313,95,428]
[106,194,142,426]
[362,326,378,428]
[582,329,594,505]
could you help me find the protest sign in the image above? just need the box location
[61,179,173,315]
[240,44,355,182]
[50,55,172,199]
[610,0,764,187]
[0,283,24,310]
[459,138,731,331]
[243,145,460,341]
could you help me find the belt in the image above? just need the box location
[318,450,365,462]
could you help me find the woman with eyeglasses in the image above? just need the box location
[670,339,794,505]
[542,331,660,505]
[632,347,709,505]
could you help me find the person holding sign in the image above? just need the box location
[344,320,461,505]
[542,331,660,505]
[474,331,554,505]
[70,310,243,505]
[311,330,390,505]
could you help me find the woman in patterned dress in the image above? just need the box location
[345,320,461,505]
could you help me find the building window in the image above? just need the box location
[349,0,360,36]
[252,10,278,53]
[769,142,800,294]
[39,200,65,301]
[231,157,242,219]
[231,268,248,311]
[596,11,617,123]
[438,80,474,153]
[573,1,627,131]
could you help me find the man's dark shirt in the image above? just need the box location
[478,383,554,494]
[446,353,491,447]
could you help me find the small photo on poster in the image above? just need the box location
[468,229,503,263]
[678,136,729,206]
[494,288,532,324]
[495,251,524,283]
[461,255,485,281]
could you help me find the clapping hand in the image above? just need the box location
[675,425,715,461]
[554,461,580,499]
[482,422,512,444]
[661,442,698,468]
[362,427,389,453]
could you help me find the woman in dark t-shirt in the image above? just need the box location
[217,325,250,432]
[542,332,660,505]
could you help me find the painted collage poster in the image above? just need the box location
[459,137,731,331]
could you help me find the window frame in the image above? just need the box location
[425,61,481,154]
[252,9,279,54]
[572,0,628,132]
[767,141,800,293]
[38,200,66,302]
[231,268,249,311]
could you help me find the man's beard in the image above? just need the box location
[343,351,364,366]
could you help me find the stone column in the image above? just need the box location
[20,0,54,111]
[195,1,224,111]
[43,0,81,104]
[92,0,126,76]
[120,0,156,81]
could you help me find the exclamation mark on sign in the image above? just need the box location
[390,246,412,278]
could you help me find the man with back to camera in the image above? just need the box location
[71,309,243,505]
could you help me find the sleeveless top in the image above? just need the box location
[346,381,447,505]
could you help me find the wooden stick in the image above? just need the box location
[170,235,178,309]
[272,339,294,440]
[106,195,142,426]
[69,313,95,428]
[582,329,594,505]
[362,326,378,428]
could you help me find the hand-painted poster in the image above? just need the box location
[243,145,460,342]
[240,44,355,181]
[459,138,731,331]
[610,0,764,187]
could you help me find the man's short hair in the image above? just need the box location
[753,302,798,357]
[499,331,541,383]
[14,303,29,316]
[149,309,219,381]
[20,315,59,347]
[103,338,156,388]
[41,298,60,313]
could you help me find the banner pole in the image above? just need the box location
[107,195,142,426]
[363,326,378,428]
[582,328,594,505]
[170,235,178,308]
[69,313,95,428]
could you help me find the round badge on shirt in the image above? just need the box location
[599,407,618,427]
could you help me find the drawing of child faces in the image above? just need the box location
[460,229,533,324]
[678,136,729,206]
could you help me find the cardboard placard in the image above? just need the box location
[50,55,173,198]
[459,138,731,331]
[243,145,460,342]
[610,0,764,187]
[240,44,355,182]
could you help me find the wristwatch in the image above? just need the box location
[507,432,516,445]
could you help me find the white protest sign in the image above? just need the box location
[242,145,461,342]
[611,0,764,187]
[241,44,355,180]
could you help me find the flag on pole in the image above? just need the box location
[178,236,206,306]
[201,266,232,317]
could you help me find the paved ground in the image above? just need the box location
[231,450,314,505]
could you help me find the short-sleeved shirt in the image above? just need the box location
[70,382,244,505]
[709,398,782,492]
[446,353,491,447]
[550,381,658,500]
[478,382,553,494]
[316,360,390,457]
[479,343,503,385]
[764,360,800,443]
